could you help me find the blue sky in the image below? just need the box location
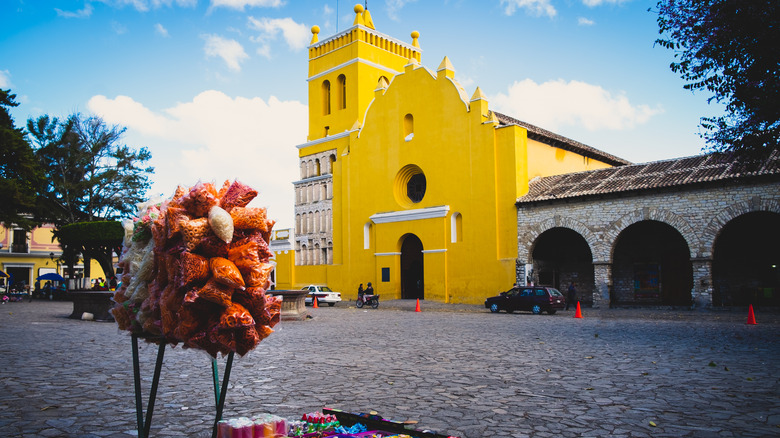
[1,0,719,229]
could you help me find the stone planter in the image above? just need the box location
[267,290,310,321]
[68,290,115,322]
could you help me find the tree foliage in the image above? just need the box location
[655,0,779,157]
[0,89,43,230]
[54,221,124,279]
[27,113,154,226]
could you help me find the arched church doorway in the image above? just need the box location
[400,234,424,299]
[612,220,693,306]
[712,212,780,307]
[531,227,594,305]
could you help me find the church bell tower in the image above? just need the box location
[306,3,421,141]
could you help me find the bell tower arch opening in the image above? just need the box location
[400,234,424,299]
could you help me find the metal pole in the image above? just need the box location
[143,342,166,438]
[131,335,145,438]
[211,352,235,438]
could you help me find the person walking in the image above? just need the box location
[566,282,577,310]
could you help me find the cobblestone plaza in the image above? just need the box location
[1,300,778,437]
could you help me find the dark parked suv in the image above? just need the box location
[485,286,566,315]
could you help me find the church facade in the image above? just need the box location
[272,5,626,304]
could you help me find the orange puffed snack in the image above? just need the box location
[199,235,230,258]
[228,240,260,273]
[217,179,231,199]
[232,231,273,263]
[218,302,255,329]
[181,182,219,217]
[180,217,210,252]
[235,325,260,356]
[159,285,183,337]
[177,251,210,290]
[209,328,235,357]
[220,180,258,211]
[188,329,221,358]
[230,207,268,231]
[112,303,134,331]
[210,257,245,289]
[169,185,188,207]
[232,287,266,323]
[256,324,274,341]
[198,278,234,308]
[166,207,189,239]
[244,262,274,289]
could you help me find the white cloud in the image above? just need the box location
[155,23,169,36]
[0,70,11,88]
[247,16,309,57]
[87,91,307,229]
[55,3,94,18]
[152,0,197,7]
[112,21,128,34]
[578,17,595,26]
[203,34,249,71]
[490,78,663,131]
[500,0,556,18]
[209,0,284,11]
[582,0,629,6]
[385,0,418,21]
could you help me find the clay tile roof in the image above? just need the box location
[517,150,780,205]
[494,112,631,167]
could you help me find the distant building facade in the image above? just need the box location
[516,153,780,308]
[272,5,625,304]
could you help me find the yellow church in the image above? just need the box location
[272,4,628,304]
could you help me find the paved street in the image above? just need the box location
[1,300,778,438]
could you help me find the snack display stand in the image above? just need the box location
[112,181,458,438]
[130,334,235,438]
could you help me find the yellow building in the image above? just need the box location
[273,5,628,304]
[0,223,105,293]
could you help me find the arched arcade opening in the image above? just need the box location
[611,220,693,306]
[530,227,594,306]
[712,212,780,307]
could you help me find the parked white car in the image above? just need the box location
[303,285,342,307]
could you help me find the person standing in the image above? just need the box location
[566,282,577,310]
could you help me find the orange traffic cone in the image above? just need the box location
[312,296,319,308]
[415,298,421,312]
[746,304,757,325]
[574,301,583,319]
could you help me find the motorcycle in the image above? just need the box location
[356,293,379,309]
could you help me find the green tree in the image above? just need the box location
[27,113,154,225]
[655,0,779,157]
[27,113,153,281]
[0,89,43,230]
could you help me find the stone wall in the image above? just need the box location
[517,179,780,308]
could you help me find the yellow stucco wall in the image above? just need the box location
[0,224,106,289]
[277,6,622,304]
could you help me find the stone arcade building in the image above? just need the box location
[515,151,780,309]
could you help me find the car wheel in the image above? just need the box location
[547,309,557,315]
[371,299,379,309]
[328,302,335,307]
[356,299,364,308]
[489,303,500,313]
[532,304,542,315]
